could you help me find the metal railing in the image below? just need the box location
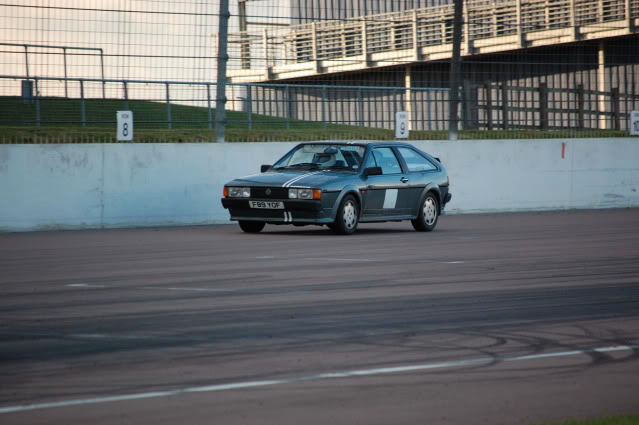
[1,75,636,136]
[0,43,106,98]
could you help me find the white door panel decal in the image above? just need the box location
[383,189,398,209]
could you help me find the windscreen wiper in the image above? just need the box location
[287,162,321,169]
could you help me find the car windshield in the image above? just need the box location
[273,144,366,171]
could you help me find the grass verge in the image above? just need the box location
[1,96,630,143]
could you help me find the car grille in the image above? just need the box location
[251,187,289,199]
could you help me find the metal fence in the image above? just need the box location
[0,75,635,141]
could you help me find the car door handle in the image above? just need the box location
[400,177,409,183]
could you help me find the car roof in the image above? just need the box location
[296,141,415,148]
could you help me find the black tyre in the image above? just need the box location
[411,192,439,232]
[238,220,265,233]
[333,195,359,235]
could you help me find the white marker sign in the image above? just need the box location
[117,111,133,141]
[631,111,639,136]
[395,111,409,139]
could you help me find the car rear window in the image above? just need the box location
[398,147,438,172]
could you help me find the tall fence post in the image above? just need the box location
[501,82,509,130]
[34,77,40,127]
[485,83,493,130]
[80,79,86,127]
[358,87,364,127]
[321,85,327,129]
[207,83,213,129]
[539,83,548,130]
[426,89,432,131]
[448,0,464,140]
[216,0,230,143]
[577,84,585,129]
[24,44,30,78]
[285,85,290,130]
[247,85,253,130]
[100,49,106,99]
[166,82,172,129]
[611,87,620,130]
[123,81,129,110]
[63,47,68,98]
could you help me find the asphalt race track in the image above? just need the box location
[1,209,639,425]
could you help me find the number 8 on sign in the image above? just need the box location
[117,111,134,141]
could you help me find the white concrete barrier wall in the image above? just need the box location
[0,139,637,232]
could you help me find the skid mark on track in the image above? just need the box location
[1,344,637,414]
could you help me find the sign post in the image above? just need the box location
[630,111,639,136]
[117,111,133,141]
[395,111,409,139]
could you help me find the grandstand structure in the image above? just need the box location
[221,0,638,130]
[226,0,638,82]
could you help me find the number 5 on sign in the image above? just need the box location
[631,111,639,136]
[117,111,133,141]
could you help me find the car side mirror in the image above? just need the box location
[363,166,382,177]
[261,164,272,172]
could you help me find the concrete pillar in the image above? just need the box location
[598,41,607,129]
[516,0,523,46]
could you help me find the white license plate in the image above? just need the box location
[249,201,284,209]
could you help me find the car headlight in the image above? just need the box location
[228,187,250,198]
[288,188,322,200]
[298,188,313,199]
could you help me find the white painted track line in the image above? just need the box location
[303,257,382,262]
[65,284,231,293]
[140,286,232,292]
[0,345,636,415]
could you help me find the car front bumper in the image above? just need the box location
[221,198,333,224]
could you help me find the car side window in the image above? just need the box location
[365,147,402,175]
[398,147,438,172]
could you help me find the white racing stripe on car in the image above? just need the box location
[282,174,308,188]
[1,344,637,414]
[283,171,323,188]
